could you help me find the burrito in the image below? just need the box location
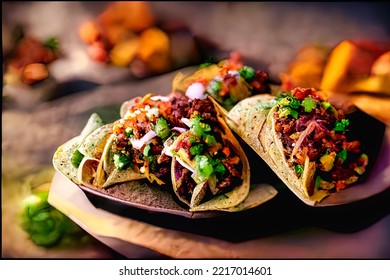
[227,87,369,205]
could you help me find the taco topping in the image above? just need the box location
[183,52,270,110]
[273,87,368,195]
[168,97,244,202]
[111,95,178,185]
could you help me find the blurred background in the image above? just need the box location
[2,2,390,258]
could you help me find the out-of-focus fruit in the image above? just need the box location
[21,63,49,85]
[280,44,330,91]
[320,40,389,93]
[109,36,140,67]
[88,41,108,63]
[136,27,171,73]
[79,20,101,44]
[98,1,155,32]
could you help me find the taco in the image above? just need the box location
[172,51,270,110]
[53,92,256,209]
[227,87,369,205]
[162,95,251,211]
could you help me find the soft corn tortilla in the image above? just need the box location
[170,99,252,212]
[227,94,322,206]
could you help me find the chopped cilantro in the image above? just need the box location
[207,79,222,99]
[278,96,301,109]
[44,37,59,50]
[301,96,316,113]
[125,127,133,137]
[190,116,212,138]
[154,117,170,139]
[315,176,323,189]
[190,143,205,156]
[238,66,256,82]
[294,164,304,175]
[336,149,348,163]
[321,101,332,110]
[143,144,151,157]
[114,153,132,171]
[334,118,350,132]
[279,107,298,119]
[195,155,214,181]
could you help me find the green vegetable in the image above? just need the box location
[321,101,332,109]
[71,149,84,168]
[238,66,256,82]
[334,118,350,132]
[279,107,298,119]
[154,117,170,139]
[222,96,236,111]
[315,176,323,189]
[190,116,212,138]
[195,155,214,181]
[336,149,348,163]
[190,143,205,156]
[301,96,316,113]
[20,188,83,248]
[294,164,304,175]
[206,79,222,100]
[44,37,59,50]
[125,127,134,137]
[278,96,301,109]
[143,144,151,157]
[114,153,132,170]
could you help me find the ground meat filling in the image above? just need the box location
[274,87,368,193]
[174,160,196,202]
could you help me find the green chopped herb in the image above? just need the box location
[114,153,132,170]
[154,117,170,139]
[199,62,212,69]
[195,155,214,181]
[204,134,217,146]
[207,79,222,99]
[334,118,350,132]
[20,189,84,248]
[222,96,236,111]
[301,96,316,113]
[212,160,226,176]
[190,116,212,138]
[279,96,301,109]
[294,164,304,175]
[190,143,205,156]
[336,149,348,163]
[279,107,298,119]
[143,144,151,157]
[238,65,256,82]
[315,176,323,189]
[44,37,59,50]
[321,101,332,110]
[125,127,134,137]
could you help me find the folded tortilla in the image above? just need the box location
[167,96,252,212]
[227,89,369,206]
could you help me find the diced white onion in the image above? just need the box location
[176,157,195,173]
[228,70,240,77]
[146,107,160,118]
[181,117,192,128]
[172,126,187,133]
[130,130,157,150]
[185,82,207,100]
